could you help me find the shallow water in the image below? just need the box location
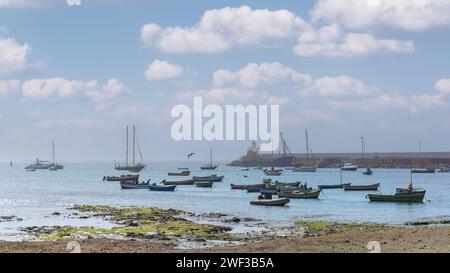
[1,161,449,238]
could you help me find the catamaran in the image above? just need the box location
[25,158,52,170]
[293,129,317,172]
[200,148,218,170]
[115,125,146,172]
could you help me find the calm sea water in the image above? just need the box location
[1,161,450,237]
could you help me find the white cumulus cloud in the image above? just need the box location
[311,0,450,31]
[21,77,128,104]
[435,78,450,94]
[294,25,414,57]
[145,59,183,81]
[141,5,307,53]
[213,62,377,98]
[0,38,30,75]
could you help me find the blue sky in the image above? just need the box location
[1,0,450,162]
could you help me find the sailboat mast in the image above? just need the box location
[305,130,309,161]
[133,125,136,166]
[126,126,129,165]
[52,139,55,164]
[210,148,212,166]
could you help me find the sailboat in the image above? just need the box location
[360,137,373,175]
[115,125,146,173]
[200,148,218,170]
[48,139,64,171]
[293,129,317,172]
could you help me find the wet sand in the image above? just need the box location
[1,225,449,253]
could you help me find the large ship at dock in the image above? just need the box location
[228,133,296,167]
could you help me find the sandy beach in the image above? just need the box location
[0,205,449,253]
[1,225,449,253]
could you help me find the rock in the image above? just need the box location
[127,221,139,227]
[51,212,61,216]
[224,217,241,223]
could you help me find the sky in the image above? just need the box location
[1,0,450,162]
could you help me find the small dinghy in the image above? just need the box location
[278,189,321,199]
[149,183,176,192]
[274,181,300,188]
[250,196,289,206]
[168,170,190,176]
[120,180,150,189]
[318,183,351,189]
[193,174,224,182]
[230,184,247,190]
[231,183,266,190]
[362,168,373,175]
[161,179,195,186]
[264,168,283,176]
[195,181,213,188]
[104,174,139,182]
[343,183,380,191]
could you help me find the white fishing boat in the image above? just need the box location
[341,163,358,171]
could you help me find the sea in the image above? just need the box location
[1,161,450,239]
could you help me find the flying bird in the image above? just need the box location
[188,153,195,159]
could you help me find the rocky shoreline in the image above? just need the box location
[0,205,450,253]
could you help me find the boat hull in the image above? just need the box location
[193,175,224,182]
[161,179,195,186]
[195,181,213,188]
[278,189,321,199]
[318,183,351,189]
[343,183,380,191]
[104,175,139,182]
[411,168,435,174]
[120,181,149,189]
[250,198,290,206]
[168,171,190,176]
[149,184,176,191]
[368,191,425,203]
[292,167,317,172]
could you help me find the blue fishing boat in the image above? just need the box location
[149,183,176,192]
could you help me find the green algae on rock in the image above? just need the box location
[25,205,235,242]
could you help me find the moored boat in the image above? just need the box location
[264,168,283,176]
[363,168,373,175]
[318,183,351,189]
[367,190,425,203]
[193,174,224,182]
[115,125,146,173]
[277,189,321,199]
[343,183,380,191]
[274,181,300,188]
[230,184,247,190]
[120,180,150,189]
[168,170,190,176]
[195,181,214,188]
[231,183,265,190]
[341,163,358,171]
[200,148,218,170]
[160,179,195,186]
[103,174,139,182]
[250,198,289,206]
[411,168,435,174]
[149,183,176,192]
